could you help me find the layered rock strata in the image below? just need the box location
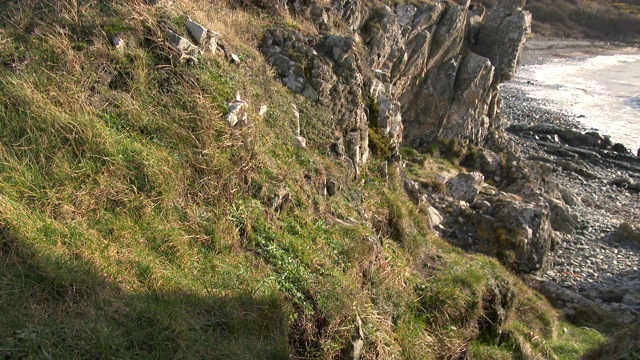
[262,0,531,173]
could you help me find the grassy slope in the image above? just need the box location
[525,0,640,41]
[0,0,605,358]
[478,0,640,41]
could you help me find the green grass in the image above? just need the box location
[0,0,612,358]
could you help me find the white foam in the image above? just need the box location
[512,52,640,151]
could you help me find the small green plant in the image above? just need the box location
[367,97,392,160]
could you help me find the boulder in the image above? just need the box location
[443,191,555,273]
[186,16,207,45]
[545,196,580,235]
[612,222,640,248]
[485,196,554,273]
[186,16,219,54]
[446,172,485,203]
[468,148,503,182]
[262,30,369,175]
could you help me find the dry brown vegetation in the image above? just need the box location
[480,0,640,41]
[0,0,612,358]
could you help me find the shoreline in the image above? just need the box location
[507,38,640,146]
[500,39,640,322]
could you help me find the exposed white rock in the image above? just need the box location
[225,92,248,127]
[111,35,125,50]
[291,104,300,136]
[186,16,207,45]
[296,136,307,148]
[186,16,219,55]
[424,206,443,227]
[160,22,199,62]
[259,105,268,117]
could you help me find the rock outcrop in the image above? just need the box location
[262,30,369,174]
[262,0,531,171]
[444,185,556,274]
[471,0,531,82]
[403,165,558,274]
[260,1,556,274]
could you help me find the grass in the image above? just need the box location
[0,0,612,358]
[525,0,640,41]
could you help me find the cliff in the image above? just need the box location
[262,0,531,168]
[0,0,610,358]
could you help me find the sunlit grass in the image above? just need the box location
[0,0,613,358]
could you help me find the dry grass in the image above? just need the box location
[523,0,640,41]
[0,0,609,358]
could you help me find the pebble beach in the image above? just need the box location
[501,38,640,320]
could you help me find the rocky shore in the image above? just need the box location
[501,39,640,327]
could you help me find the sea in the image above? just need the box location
[510,47,640,153]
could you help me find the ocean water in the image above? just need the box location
[511,50,640,153]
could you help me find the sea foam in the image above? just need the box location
[512,51,640,152]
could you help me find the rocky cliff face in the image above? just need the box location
[263,0,531,171]
[261,0,558,274]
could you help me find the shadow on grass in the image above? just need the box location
[0,225,290,359]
